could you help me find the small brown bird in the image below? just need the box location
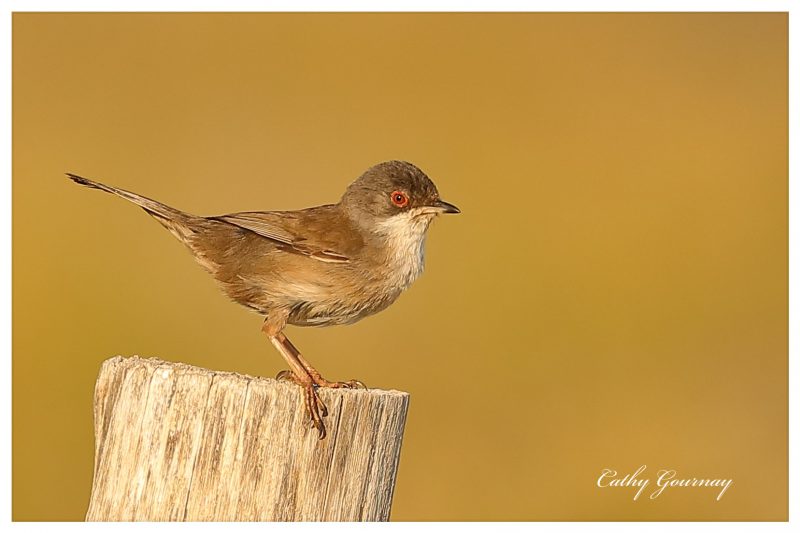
[68,161,459,438]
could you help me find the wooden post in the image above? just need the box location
[85,356,410,521]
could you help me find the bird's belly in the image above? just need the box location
[286,284,402,327]
[285,247,427,327]
[238,232,427,327]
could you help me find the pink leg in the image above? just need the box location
[262,320,328,439]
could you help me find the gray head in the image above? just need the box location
[340,161,459,227]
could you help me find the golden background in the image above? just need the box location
[12,13,787,521]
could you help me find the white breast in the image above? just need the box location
[374,210,434,290]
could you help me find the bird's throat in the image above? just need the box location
[374,211,433,289]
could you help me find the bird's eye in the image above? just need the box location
[390,191,409,208]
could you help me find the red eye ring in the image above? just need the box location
[390,190,409,207]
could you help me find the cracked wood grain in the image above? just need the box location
[85,356,409,521]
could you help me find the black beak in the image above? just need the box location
[432,199,461,214]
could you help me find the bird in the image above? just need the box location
[67,160,459,439]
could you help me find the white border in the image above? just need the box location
[0,1,794,12]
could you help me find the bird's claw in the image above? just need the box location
[312,374,368,390]
[340,379,367,389]
[275,368,366,440]
[304,383,328,438]
[276,370,329,438]
[275,369,296,383]
[276,370,365,390]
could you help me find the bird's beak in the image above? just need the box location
[431,199,461,214]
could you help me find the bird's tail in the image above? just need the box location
[67,173,197,241]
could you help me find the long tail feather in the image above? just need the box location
[67,172,196,240]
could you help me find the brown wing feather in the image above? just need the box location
[210,209,351,263]
[212,212,298,244]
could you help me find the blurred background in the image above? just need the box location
[13,13,786,521]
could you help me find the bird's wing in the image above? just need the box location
[211,211,351,263]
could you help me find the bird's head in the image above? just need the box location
[340,161,459,238]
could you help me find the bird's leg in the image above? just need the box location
[278,332,367,390]
[262,320,328,439]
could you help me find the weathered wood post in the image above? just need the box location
[86,356,410,521]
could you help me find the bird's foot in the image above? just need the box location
[275,369,302,385]
[309,372,367,390]
[274,368,366,440]
[275,370,329,439]
[280,367,366,389]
